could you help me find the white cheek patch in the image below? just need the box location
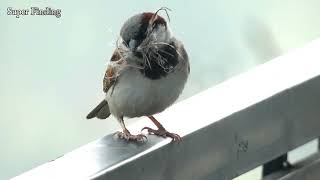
[165,25,173,37]
[152,25,172,42]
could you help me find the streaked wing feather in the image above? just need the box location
[103,50,125,93]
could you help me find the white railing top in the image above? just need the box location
[13,38,320,180]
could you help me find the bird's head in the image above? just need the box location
[115,8,180,77]
[117,9,172,57]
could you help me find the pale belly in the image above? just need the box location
[106,67,188,118]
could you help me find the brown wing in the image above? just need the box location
[103,49,125,93]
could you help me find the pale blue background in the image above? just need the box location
[1,0,320,179]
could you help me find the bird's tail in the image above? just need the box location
[86,100,111,119]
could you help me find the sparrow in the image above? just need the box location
[87,8,190,141]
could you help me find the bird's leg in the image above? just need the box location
[141,116,182,141]
[115,117,147,142]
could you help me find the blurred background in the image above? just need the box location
[1,0,320,179]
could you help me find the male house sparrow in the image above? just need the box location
[87,8,190,141]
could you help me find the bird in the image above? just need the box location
[87,8,190,142]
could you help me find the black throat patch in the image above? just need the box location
[138,41,179,80]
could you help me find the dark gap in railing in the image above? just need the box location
[262,154,292,177]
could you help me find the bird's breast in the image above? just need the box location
[106,64,188,118]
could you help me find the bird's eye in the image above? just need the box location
[128,39,137,50]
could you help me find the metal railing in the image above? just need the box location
[13,39,320,180]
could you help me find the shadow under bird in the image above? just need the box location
[87,8,190,141]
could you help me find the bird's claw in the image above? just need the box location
[114,131,147,142]
[141,127,182,141]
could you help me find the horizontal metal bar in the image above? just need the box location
[13,39,320,180]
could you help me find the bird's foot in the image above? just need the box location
[114,131,147,142]
[141,127,182,141]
